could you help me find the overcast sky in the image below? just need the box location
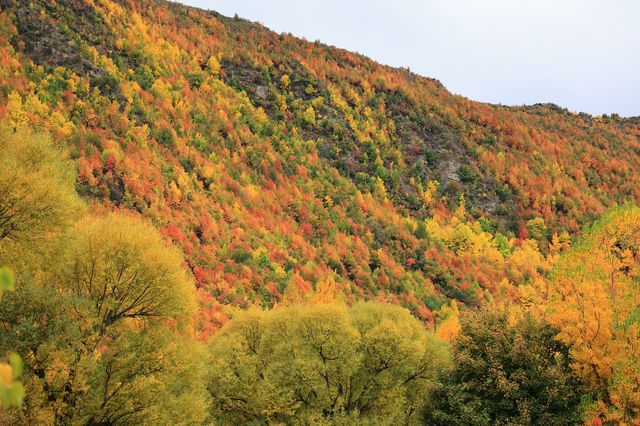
[178,0,639,117]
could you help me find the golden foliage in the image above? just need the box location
[545,206,640,422]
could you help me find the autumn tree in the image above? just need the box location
[0,121,81,417]
[206,55,221,76]
[59,213,197,327]
[207,302,450,424]
[0,213,208,425]
[545,205,640,423]
[302,106,316,126]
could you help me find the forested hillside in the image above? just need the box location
[1,0,640,325]
[1,0,640,423]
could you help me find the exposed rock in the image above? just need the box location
[3,0,126,104]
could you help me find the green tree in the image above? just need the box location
[0,214,208,425]
[424,309,585,425]
[0,123,82,249]
[208,302,449,425]
[526,217,548,242]
[58,213,197,326]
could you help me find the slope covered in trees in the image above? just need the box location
[1,1,640,423]
[0,0,639,329]
[2,143,637,423]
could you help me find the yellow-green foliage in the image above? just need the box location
[0,124,208,425]
[1,213,208,425]
[0,267,14,298]
[208,302,450,425]
[0,123,82,250]
[58,213,197,325]
[0,353,23,411]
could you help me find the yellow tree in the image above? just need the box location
[1,213,208,425]
[206,55,221,76]
[310,276,338,304]
[436,301,461,343]
[0,121,80,416]
[545,206,640,423]
[280,281,303,306]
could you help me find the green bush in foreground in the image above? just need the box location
[424,309,586,425]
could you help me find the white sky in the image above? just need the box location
[177,0,640,117]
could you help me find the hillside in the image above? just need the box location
[1,0,640,334]
[4,0,640,423]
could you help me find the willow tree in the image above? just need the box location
[60,214,197,328]
[208,302,450,425]
[0,213,208,425]
[0,123,81,250]
[0,121,78,420]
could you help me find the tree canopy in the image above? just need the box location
[208,302,449,425]
[425,309,585,425]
